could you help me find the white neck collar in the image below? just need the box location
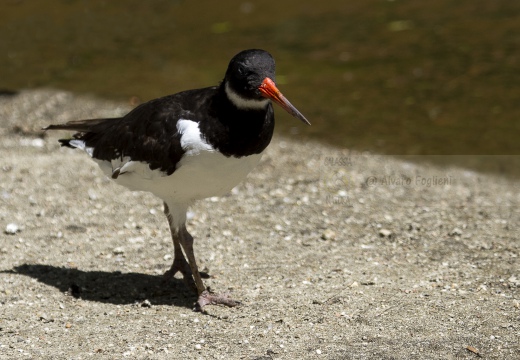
[224,82,270,110]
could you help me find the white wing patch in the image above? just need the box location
[176,119,215,155]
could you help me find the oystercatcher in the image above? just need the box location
[44,49,310,311]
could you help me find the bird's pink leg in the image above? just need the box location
[163,202,239,311]
[178,226,240,311]
[162,203,195,290]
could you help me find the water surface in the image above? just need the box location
[2,0,519,175]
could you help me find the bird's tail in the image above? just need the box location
[43,118,118,133]
[44,118,120,151]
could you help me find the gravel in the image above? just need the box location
[0,89,518,359]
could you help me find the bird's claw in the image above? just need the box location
[195,290,240,312]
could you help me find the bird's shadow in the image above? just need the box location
[4,264,196,309]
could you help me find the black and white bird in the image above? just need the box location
[44,49,310,311]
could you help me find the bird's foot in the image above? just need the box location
[163,257,196,290]
[196,290,240,312]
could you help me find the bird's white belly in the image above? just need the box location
[97,151,262,203]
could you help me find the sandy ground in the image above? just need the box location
[0,90,518,359]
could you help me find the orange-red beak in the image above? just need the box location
[258,78,311,125]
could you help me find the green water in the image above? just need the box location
[2,0,519,175]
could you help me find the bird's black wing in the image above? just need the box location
[44,94,196,175]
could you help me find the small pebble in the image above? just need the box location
[378,228,392,237]
[88,189,98,200]
[141,300,152,308]
[321,229,336,240]
[113,247,125,255]
[5,223,19,234]
[316,349,322,355]
[222,230,233,237]
[449,228,462,236]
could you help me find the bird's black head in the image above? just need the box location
[225,49,276,101]
[223,49,310,125]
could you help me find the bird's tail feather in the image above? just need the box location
[43,118,119,133]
